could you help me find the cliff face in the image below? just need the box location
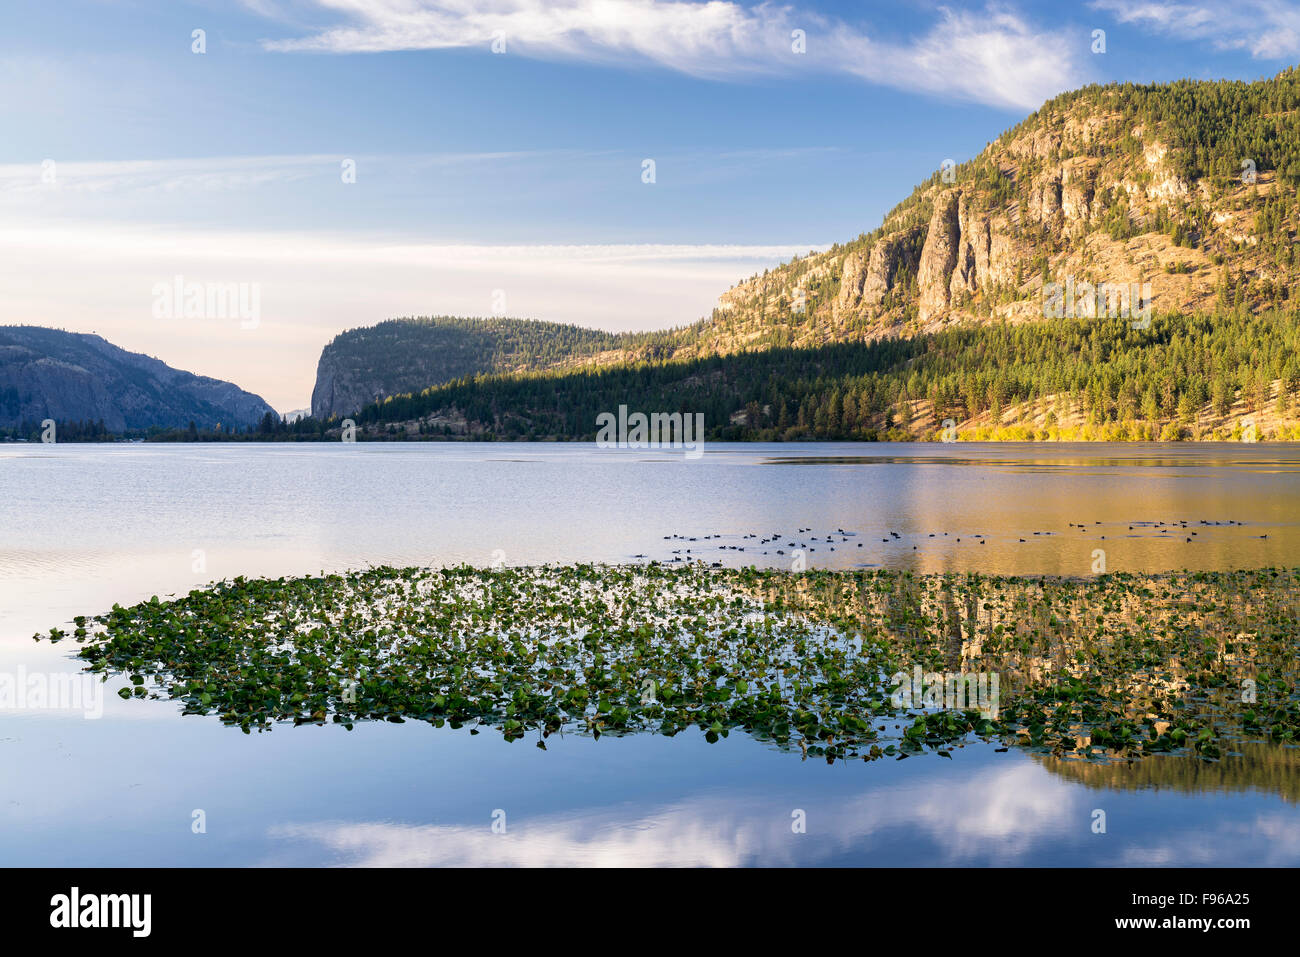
[311,319,525,419]
[310,348,368,423]
[836,231,922,312]
[917,190,962,321]
[310,316,630,419]
[0,326,276,431]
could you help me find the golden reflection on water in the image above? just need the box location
[1038,742,1300,803]
[755,566,1300,790]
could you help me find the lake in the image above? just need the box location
[2,441,1299,866]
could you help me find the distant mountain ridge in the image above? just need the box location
[0,326,277,432]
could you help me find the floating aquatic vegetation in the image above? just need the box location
[38,564,1300,763]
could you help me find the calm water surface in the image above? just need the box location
[2,442,1298,865]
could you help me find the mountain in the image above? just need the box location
[323,68,1300,441]
[689,68,1300,350]
[310,316,655,419]
[0,326,277,432]
[350,309,1300,442]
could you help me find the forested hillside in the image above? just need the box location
[346,310,1300,442]
[312,316,670,418]
[315,68,1300,441]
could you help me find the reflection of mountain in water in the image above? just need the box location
[1036,743,1300,803]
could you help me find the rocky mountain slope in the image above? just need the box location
[0,326,277,432]
[691,68,1300,353]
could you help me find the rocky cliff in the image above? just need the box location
[0,326,277,431]
[311,316,634,419]
[699,68,1300,346]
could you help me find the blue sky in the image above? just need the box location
[2,0,1297,410]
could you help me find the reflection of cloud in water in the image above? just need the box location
[1116,813,1300,867]
[269,762,1077,866]
[898,764,1075,862]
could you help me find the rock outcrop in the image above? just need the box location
[835,249,869,312]
[836,233,920,313]
[917,190,963,321]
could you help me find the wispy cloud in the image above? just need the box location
[248,0,1085,111]
[0,151,568,196]
[1092,0,1300,58]
[0,216,824,408]
[0,154,329,195]
[0,221,823,269]
[0,147,846,201]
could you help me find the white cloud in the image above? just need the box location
[1092,0,1300,58]
[249,0,1084,110]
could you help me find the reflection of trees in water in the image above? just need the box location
[760,567,1300,766]
[1037,743,1300,803]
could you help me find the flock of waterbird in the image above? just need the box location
[646,519,1269,565]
